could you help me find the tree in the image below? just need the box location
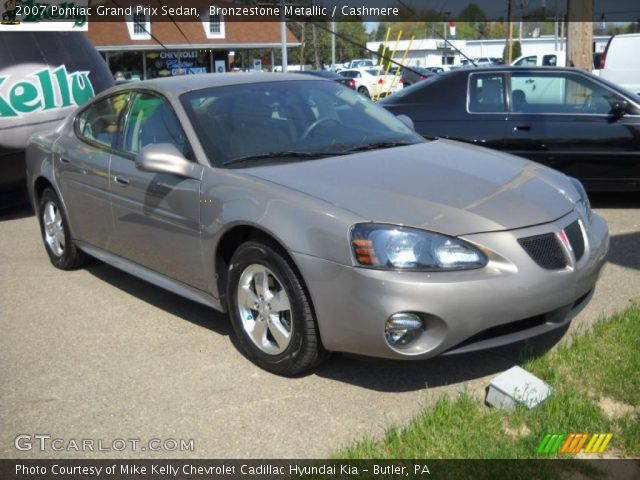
[289,21,369,68]
[459,3,487,22]
[376,44,389,68]
[504,40,521,62]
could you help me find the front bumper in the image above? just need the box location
[292,211,609,360]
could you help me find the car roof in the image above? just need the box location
[449,66,589,75]
[105,72,322,97]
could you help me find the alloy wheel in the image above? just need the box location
[43,201,65,257]
[236,264,292,355]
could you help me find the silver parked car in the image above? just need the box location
[26,73,609,376]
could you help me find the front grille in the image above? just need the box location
[454,315,547,349]
[518,233,567,270]
[565,220,585,261]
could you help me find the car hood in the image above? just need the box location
[242,139,575,236]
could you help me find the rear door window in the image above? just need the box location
[468,73,507,113]
[509,72,624,114]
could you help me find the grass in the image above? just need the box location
[339,306,640,460]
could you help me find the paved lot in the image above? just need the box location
[1,195,639,459]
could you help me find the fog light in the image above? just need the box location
[385,313,423,346]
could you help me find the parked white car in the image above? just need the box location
[344,59,375,69]
[512,52,566,67]
[339,68,403,99]
[599,34,640,95]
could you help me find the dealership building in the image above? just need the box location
[86,4,298,80]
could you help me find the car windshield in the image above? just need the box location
[181,80,424,167]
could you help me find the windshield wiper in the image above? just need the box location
[223,150,340,166]
[340,141,416,153]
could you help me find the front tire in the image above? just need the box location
[38,188,88,270]
[227,240,327,376]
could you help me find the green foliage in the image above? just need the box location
[459,3,487,22]
[513,40,522,60]
[340,306,640,459]
[503,40,522,63]
[288,21,370,68]
[376,44,389,69]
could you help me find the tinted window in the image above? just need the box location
[123,92,188,156]
[509,72,624,114]
[542,55,558,66]
[468,73,507,112]
[75,93,129,148]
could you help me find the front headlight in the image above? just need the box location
[350,223,487,271]
[569,177,592,223]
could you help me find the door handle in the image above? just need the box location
[114,175,130,186]
[59,157,71,164]
[513,125,531,132]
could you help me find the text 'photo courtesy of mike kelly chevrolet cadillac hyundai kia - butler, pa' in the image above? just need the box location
[1,0,639,478]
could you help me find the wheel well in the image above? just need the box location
[215,226,281,300]
[33,177,53,209]
[215,225,314,311]
[215,225,324,350]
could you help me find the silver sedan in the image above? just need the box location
[26,73,609,376]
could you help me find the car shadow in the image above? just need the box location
[312,326,568,392]
[84,258,569,391]
[590,191,640,209]
[608,231,640,271]
[85,262,233,337]
[0,203,33,221]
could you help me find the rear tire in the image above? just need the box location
[38,188,88,270]
[227,240,327,376]
[358,86,371,98]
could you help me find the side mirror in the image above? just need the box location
[397,114,415,131]
[135,144,200,180]
[610,99,628,119]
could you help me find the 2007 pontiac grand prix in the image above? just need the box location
[26,73,609,376]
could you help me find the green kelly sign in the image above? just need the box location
[0,65,95,117]
[12,0,88,27]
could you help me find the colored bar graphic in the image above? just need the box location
[598,434,613,453]
[537,433,612,455]
[536,434,552,455]
[560,434,576,454]
[573,434,589,453]
[584,433,599,453]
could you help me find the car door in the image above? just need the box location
[54,92,130,250]
[108,90,206,289]
[504,70,640,187]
